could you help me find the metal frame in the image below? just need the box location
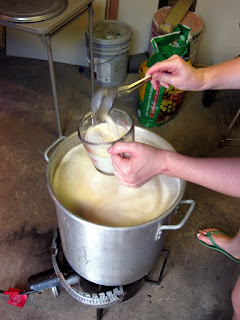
[208,90,240,148]
[219,107,240,148]
[0,0,95,138]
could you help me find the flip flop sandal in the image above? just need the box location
[195,230,240,263]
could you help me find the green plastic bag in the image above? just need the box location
[138,24,191,128]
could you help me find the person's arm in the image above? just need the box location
[165,152,240,198]
[108,142,240,198]
[146,55,240,91]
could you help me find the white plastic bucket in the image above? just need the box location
[148,7,203,64]
[86,20,131,87]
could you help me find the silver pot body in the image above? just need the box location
[46,127,191,286]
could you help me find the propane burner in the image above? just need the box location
[28,230,170,320]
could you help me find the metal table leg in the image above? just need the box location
[37,3,94,137]
[88,4,94,97]
[219,107,240,148]
[42,34,63,138]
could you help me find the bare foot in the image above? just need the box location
[196,228,240,260]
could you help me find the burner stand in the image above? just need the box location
[28,231,170,320]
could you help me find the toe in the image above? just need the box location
[198,228,219,235]
[196,231,212,246]
[196,228,226,247]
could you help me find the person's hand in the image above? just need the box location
[146,55,205,91]
[108,142,168,188]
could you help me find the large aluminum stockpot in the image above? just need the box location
[45,127,195,286]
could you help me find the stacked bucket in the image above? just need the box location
[86,20,131,87]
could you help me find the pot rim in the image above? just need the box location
[46,130,186,231]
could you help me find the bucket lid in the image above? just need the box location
[88,20,131,44]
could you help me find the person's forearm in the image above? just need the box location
[162,151,240,198]
[200,57,240,91]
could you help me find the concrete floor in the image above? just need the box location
[0,51,240,320]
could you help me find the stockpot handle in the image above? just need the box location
[51,231,125,307]
[155,200,195,241]
[44,136,66,162]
